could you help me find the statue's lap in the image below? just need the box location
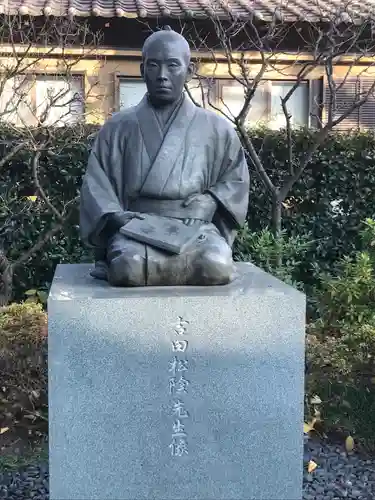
[106,223,233,286]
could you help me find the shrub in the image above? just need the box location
[0,302,47,443]
[233,225,313,291]
[306,219,375,449]
[0,125,96,301]
[312,218,375,329]
[247,129,375,284]
[306,324,375,450]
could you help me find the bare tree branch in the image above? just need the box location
[0,14,103,304]
[187,4,375,241]
[0,141,26,170]
[31,148,63,221]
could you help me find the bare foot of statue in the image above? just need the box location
[90,260,108,281]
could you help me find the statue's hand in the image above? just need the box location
[182,193,217,226]
[106,211,145,236]
[183,218,198,226]
[120,211,145,226]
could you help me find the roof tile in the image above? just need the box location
[0,0,374,21]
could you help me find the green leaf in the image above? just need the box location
[37,291,48,303]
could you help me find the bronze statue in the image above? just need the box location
[79,27,249,286]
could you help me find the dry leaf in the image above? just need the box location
[304,422,313,434]
[307,460,318,473]
[303,418,317,434]
[0,427,9,434]
[345,435,355,452]
[310,395,322,405]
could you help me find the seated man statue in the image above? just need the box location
[79,26,250,287]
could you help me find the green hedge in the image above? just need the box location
[1,125,375,299]
[0,126,96,301]
[247,129,375,286]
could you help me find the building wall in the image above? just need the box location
[1,47,375,128]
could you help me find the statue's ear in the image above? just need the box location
[185,61,195,83]
[140,62,145,79]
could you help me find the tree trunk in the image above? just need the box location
[271,196,283,268]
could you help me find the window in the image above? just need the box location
[220,80,309,128]
[35,75,84,126]
[269,81,309,129]
[221,82,267,123]
[0,76,34,126]
[119,79,147,110]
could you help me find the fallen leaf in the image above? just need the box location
[26,195,37,202]
[345,435,355,452]
[307,460,318,473]
[304,418,317,434]
[304,422,313,434]
[310,395,322,405]
[0,427,9,434]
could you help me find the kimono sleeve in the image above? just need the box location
[207,127,250,229]
[79,123,124,248]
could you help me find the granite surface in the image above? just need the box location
[49,262,302,299]
[48,263,305,500]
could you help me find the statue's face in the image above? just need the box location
[141,38,194,105]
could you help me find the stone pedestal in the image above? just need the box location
[48,262,305,500]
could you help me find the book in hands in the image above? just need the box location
[119,214,203,254]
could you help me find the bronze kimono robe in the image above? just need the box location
[80,94,249,286]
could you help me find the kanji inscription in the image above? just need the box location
[168,317,190,457]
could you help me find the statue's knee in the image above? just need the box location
[201,250,233,284]
[108,253,145,286]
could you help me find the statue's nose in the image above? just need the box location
[157,65,168,81]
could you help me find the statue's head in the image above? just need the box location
[141,26,195,106]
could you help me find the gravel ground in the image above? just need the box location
[303,440,375,500]
[0,441,374,499]
[0,462,48,499]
